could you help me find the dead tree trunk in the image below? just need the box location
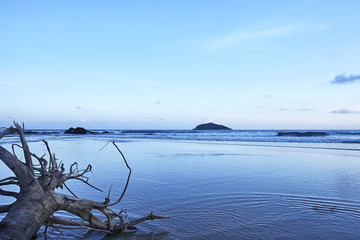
[0,123,168,240]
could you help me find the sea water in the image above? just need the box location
[1,130,360,239]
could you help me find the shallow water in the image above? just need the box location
[1,138,360,239]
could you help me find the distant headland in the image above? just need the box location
[192,122,232,130]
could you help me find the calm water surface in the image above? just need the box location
[1,137,360,239]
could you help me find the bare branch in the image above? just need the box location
[54,192,107,210]
[42,140,54,167]
[77,164,92,178]
[64,141,131,208]
[42,140,58,187]
[0,204,12,213]
[44,221,65,236]
[0,146,33,188]
[71,178,103,192]
[0,176,18,184]
[11,143,47,176]
[107,141,131,207]
[14,122,34,174]
[0,127,16,140]
[53,194,112,228]
[0,180,19,186]
[104,185,112,204]
[46,217,113,233]
[63,182,78,198]
[0,188,19,198]
[64,163,92,180]
[121,211,170,230]
[51,195,169,233]
[69,162,78,174]
[62,164,96,190]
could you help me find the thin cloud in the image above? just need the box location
[331,74,360,84]
[276,108,315,112]
[210,27,293,50]
[298,108,315,112]
[330,109,360,114]
[262,94,281,99]
[75,118,86,122]
[207,24,330,51]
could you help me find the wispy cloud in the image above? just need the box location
[331,74,360,84]
[330,109,360,114]
[207,24,330,50]
[75,118,86,122]
[276,107,316,112]
[299,108,315,112]
[210,27,293,50]
[262,94,282,99]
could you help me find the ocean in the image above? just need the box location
[1,129,360,239]
[4,129,360,146]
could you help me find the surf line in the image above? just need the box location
[231,143,360,152]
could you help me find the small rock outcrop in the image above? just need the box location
[193,122,232,130]
[24,131,39,134]
[64,127,92,134]
[277,131,328,137]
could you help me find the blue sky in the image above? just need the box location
[1,0,360,129]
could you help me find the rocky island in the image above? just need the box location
[193,122,232,130]
[64,127,93,134]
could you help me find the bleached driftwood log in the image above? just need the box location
[0,123,168,240]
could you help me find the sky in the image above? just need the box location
[1,0,360,129]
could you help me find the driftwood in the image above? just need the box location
[0,123,169,240]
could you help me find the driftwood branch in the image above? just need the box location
[0,188,19,198]
[0,146,33,189]
[0,204,12,213]
[71,178,103,192]
[46,216,113,233]
[14,122,34,174]
[0,123,169,239]
[0,177,19,186]
[11,143,48,176]
[124,212,170,229]
[47,211,170,233]
[0,127,16,140]
[107,141,131,207]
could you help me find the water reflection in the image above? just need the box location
[102,231,171,240]
[2,138,360,239]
